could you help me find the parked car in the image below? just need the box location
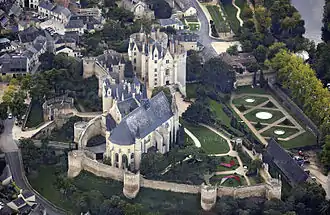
[8,113,12,119]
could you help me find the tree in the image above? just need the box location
[151,86,172,104]
[321,135,330,169]
[322,0,330,42]
[254,6,271,33]
[226,45,239,55]
[268,42,287,59]
[186,50,203,81]
[0,103,7,122]
[202,58,236,94]
[253,45,268,63]
[148,0,172,19]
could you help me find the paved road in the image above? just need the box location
[192,0,218,61]
[0,119,65,215]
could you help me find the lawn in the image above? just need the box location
[232,95,269,107]
[25,101,44,128]
[209,100,231,126]
[219,0,242,34]
[244,109,285,124]
[210,174,245,187]
[261,126,300,139]
[184,132,196,146]
[206,5,231,33]
[29,165,201,214]
[216,155,239,172]
[278,131,317,149]
[251,122,267,131]
[183,122,230,154]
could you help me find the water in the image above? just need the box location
[291,0,324,43]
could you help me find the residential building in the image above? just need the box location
[102,77,179,170]
[73,7,101,18]
[38,0,71,24]
[65,19,85,34]
[67,15,102,33]
[0,53,30,76]
[173,33,203,51]
[128,27,187,95]
[159,18,185,30]
[262,139,309,186]
[120,0,154,20]
[174,0,197,17]
[55,45,80,57]
[0,38,14,53]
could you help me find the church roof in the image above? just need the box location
[109,91,173,145]
[117,97,139,117]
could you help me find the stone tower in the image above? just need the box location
[200,184,217,211]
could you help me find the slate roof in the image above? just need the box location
[106,114,116,131]
[39,1,71,18]
[174,33,199,42]
[55,45,72,52]
[159,18,183,27]
[39,0,54,10]
[8,3,22,17]
[65,19,84,29]
[32,35,47,51]
[21,190,34,199]
[12,197,25,207]
[109,91,173,145]
[117,97,139,117]
[19,27,54,44]
[263,139,309,186]
[0,54,28,73]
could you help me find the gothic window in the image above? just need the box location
[134,66,136,71]
[166,60,169,64]
[154,74,157,77]
[166,69,170,76]
[133,58,136,64]
[154,78,157,82]
[154,68,157,72]
[134,52,136,56]
[154,60,157,63]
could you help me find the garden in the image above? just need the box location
[219,0,247,34]
[210,173,245,187]
[205,5,231,33]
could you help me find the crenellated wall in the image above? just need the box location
[123,171,140,199]
[68,150,282,211]
[201,184,217,211]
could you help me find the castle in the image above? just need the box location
[128,27,187,96]
[101,77,179,170]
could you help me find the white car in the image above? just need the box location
[8,113,12,119]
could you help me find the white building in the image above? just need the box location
[38,0,71,24]
[102,77,179,170]
[128,28,187,96]
[120,0,154,20]
[55,45,81,57]
[159,18,185,30]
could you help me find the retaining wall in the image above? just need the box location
[78,115,105,149]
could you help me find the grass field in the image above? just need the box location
[244,109,285,124]
[29,166,201,214]
[183,122,230,154]
[184,132,195,146]
[261,126,300,139]
[232,95,269,107]
[206,5,231,33]
[209,100,231,126]
[278,131,317,149]
[219,0,242,34]
[25,101,44,128]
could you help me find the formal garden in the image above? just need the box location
[205,5,231,33]
[231,89,317,149]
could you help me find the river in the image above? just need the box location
[291,0,324,43]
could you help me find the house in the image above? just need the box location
[55,45,80,57]
[0,202,12,214]
[0,53,30,76]
[7,197,32,213]
[174,0,197,17]
[0,165,12,185]
[18,26,55,51]
[65,19,85,35]
[73,7,102,18]
[120,0,154,20]
[262,139,309,186]
[68,15,102,33]
[0,38,14,53]
[159,18,185,30]
[38,0,71,24]
[173,33,203,51]
[219,52,257,73]
[19,190,36,206]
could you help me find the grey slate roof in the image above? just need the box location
[21,190,34,199]
[106,114,116,131]
[65,19,84,29]
[12,197,25,207]
[39,0,54,10]
[109,91,173,145]
[117,97,139,117]
[32,35,47,51]
[263,139,309,186]
[174,33,199,42]
[159,18,183,27]
[0,54,28,73]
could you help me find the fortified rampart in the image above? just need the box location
[68,150,282,211]
[76,115,105,148]
[42,96,74,121]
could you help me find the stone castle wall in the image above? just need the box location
[77,115,105,149]
[68,150,282,211]
[236,70,276,87]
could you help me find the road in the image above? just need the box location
[191,0,218,61]
[0,119,65,215]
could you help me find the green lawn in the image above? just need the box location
[244,109,285,124]
[183,123,230,154]
[232,95,269,107]
[206,5,231,33]
[209,100,231,126]
[251,122,267,131]
[210,174,245,186]
[29,165,201,214]
[261,126,300,139]
[278,131,317,149]
[219,0,242,34]
[25,101,44,128]
[188,23,200,31]
[184,132,195,146]
[216,155,239,171]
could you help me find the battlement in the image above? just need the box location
[201,184,217,211]
[123,171,140,199]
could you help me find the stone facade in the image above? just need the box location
[128,28,187,96]
[123,171,140,199]
[235,70,277,87]
[42,96,74,121]
[201,184,217,211]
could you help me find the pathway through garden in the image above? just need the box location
[232,0,244,27]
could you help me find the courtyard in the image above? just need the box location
[231,89,317,149]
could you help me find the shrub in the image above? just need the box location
[238,104,247,112]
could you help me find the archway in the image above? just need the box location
[122,154,128,169]
[130,153,135,171]
[115,153,119,168]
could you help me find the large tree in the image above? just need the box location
[322,0,330,42]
